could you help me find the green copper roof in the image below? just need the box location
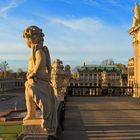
[77,64,121,73]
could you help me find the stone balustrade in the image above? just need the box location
[67,86,134,96]
[0,79,25,92]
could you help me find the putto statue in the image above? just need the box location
[51,59,71,131]
[51,59,71,101]
[132,2,140,27]
[61,65,71,96]
[23,26,57,138]
[101,71,108,87]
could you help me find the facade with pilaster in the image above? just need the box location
[129,2,140,97]
[70,64,121,87]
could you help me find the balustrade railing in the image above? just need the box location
[0,79,25,92]
[67,86,134,96]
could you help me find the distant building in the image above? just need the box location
[120,73,128,87]
[128,57,134,86]
[70,64,122,87]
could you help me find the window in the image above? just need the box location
[70,83,73,86]
[85,83,88,86]
[89,74,92,80]
[75,83,78,86]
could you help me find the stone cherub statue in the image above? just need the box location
[132,2,140,27]
[51,59,71,131]
[61,65,71,96]
[101,71,107,87]
[51,59,65,101]
[51,59,71,101]
[23,26,57,138]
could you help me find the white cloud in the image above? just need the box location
[108,0,119,5]
[83,0,132,11]
[45,17,133,66]
[49,17,103,31]
[84,0,100,7]
[0,16,35,63]
[0,0,20,17]
[0,15,133,69]
[43,0,73,4]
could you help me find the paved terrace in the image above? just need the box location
[60,97,140,140]
[1,90,140,139]
[0,89,25,118]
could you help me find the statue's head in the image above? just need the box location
[52,59,64,70]
[65,65,70,71]
[23,26,44,48]
[135,2,139,6]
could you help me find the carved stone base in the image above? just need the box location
[22,135,48,140]
[17,118,48,140]
[22,119,48,134]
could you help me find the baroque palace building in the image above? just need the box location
[70,63,127,87]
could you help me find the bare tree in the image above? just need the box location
[16,68,26,79]
[101,59,114,66]
[0,61,9,78]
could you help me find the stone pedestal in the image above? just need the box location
[17,119,48,140]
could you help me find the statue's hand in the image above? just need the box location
[28,73,37,82]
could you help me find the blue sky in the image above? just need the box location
[0,0,138,71]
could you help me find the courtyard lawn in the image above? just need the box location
[0,124,22,140]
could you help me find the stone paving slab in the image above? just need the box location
[60,97,140,140]
[0,89,25,117]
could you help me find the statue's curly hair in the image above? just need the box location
[23,25,44,38]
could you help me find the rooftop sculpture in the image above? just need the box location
[132,2,140,27]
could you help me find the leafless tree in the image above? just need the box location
[0,61,9,78]
[101,59,114,66]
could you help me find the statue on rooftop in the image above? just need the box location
[101,71,107,87]
[23,26,57,137]
[132,2,140,27]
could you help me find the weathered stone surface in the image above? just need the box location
[51,59,71,101]
[17,119,48,140]
[23,119,48,134]
[132,2,140,28]
[23,26,57,134]
[23,135,48,140]
[60,97,140,140]
[129,3,140,97]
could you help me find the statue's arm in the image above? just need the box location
[27,50,42,79]
[33,49,42,74]
[44,46,51,74]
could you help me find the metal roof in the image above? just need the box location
[77,64,121,73]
